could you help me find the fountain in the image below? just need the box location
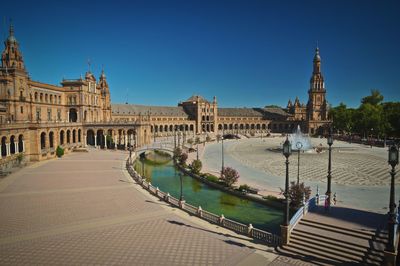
[289,125,312,151]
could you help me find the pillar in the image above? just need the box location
[94,135,97,147]
[114,135,118,149]
[104,135,107,148]
[124,135,128,148]
[22,140,25,152]
[67,111,70,122]
[15,142,19,154]
[6,143,10,156]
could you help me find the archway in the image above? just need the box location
[87,130,95,146]
[40,132,46,150]
[67,130,71,144]
[1,137,6,157]
[49,132,54,148]
[10,135,16,154]
[72,129,76,143]
[18,135,23,153]
[60,130,65,145]
[78,129,81,142]
[97,130,105,148]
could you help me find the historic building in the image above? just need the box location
[0,24,330,169]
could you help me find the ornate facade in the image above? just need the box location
[0,24,330,169]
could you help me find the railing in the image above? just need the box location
[289,197,315,233]
[126,159,281,246]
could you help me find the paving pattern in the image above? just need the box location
[228,138,389,186]
[0,150,278,265]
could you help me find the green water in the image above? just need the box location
[135,158,283,233]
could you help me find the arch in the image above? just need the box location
[229,124,233,130]
[185,124,189,131]
[218,124,222,130]
[60,130,65,145]
[170,125,173,132]
[67,130,71,144]
[256,124,261,130]
[69,108,78,122]
[34,92,38,101]
[211,124,214,132]
[84,110,87,121]
[164,125,168,132]
[240,124,244,130]
[159,125,163,132]
[72,129,76,143]
[189,124,194,131]
[40,132,46,149]
[262,124,266,130]
[49,131,54,148]
[78,129,82,142]
[179,125,184,131]
[10,135,16,154]
[251,124,255,130]
[97,130,105,148]
[206,124,210,132]
[18,134,24,153]
[246,124,250,130]
[202,115,205,121]
[87,130,95,146]
[1,136,7,157]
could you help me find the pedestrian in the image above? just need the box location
[333,192,337,205]
[324,195,329,211]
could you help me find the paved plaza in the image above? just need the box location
[0,149,299,265]
[201,136,396,213]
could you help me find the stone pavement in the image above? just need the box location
[0,149,295,265]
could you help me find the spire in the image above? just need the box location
[9,20,14,37]
[100,65,106,79]
[6,19,17,43]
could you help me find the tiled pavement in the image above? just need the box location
[0,149,294,265]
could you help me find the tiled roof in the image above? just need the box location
[218,108,264,117]
[184,95,209,103]
[111,104,188,117]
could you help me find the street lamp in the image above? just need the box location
[326,127,333,210]
[387,144,399,252]
[283,135,292,226]
[296,142,303,184]
[221,127,225,176]
[179,172,184,202]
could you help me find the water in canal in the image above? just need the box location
[135,155,282,234]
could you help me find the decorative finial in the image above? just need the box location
[9,18,14,36]
[87,58,91,72]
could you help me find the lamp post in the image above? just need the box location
[387,145,399,252]
[326,128,333,210]
[221,127,225,176]
[282,136,292,227]
[179,172,184,202]
[296,142,303,184]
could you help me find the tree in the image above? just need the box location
[354,103,384,137]
[329,103,354,134]
[361,89,384,106]
[220,167,239,187]
[178,153,188,165]
[383,102,400,137]
[173,147,182,161]
[287,182,311,209]
[190,159,202,174]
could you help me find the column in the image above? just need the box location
[104,135,107,148]
[6,143,10,156]
[22,140,25,152]
[94,135,97,147]
[124,135,128,149]
[0,145,2,157]
[15,142,19,154]
[67,111,70,122]
[114,135,118,149]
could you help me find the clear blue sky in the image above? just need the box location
[2,0,399,108]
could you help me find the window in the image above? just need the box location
[57,109,61,121]
[47,108,52,121]
[20,106,23,114]
[36,108,41,121]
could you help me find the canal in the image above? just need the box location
[135,155,282,234]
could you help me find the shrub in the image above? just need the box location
[220,167,240,187]
[178,152,188,165]
[238,184,251,192]
[56,146,64,158]
[173,147,182,161]
[190,159,202,174]
[16,153,24,164]
[283,182,312,209]
[206,174,219,183]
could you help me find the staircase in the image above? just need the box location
[277,210,387,265]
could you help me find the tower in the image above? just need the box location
[98,68,112,122]
[307,47,328,122]
[1,22,25,71]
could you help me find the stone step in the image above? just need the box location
[277,245,342,266]
[298,220,380,242]
[290,236,384,265]
[291,230,385,258]
[302,218,387,237]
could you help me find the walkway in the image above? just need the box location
[0,149,280,265]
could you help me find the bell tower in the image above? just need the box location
[307,47,328,121]
[98,68,112,122]
[1,22,25,71]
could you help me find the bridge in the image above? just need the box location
[135,143,175,155]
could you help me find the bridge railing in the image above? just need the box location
[126,158,281,247]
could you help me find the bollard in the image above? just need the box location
[165,193,170,203]
[156,187,159,196]
[248,223,253,237]
[219,214,225,225]
[316,185,320,205]
[197,206,203,218]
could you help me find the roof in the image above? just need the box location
[112,104,188,117]
[262,107,291,116]
[218,108,264,117]
[184,95,209,103]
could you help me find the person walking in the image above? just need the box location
[333,192,337,205]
